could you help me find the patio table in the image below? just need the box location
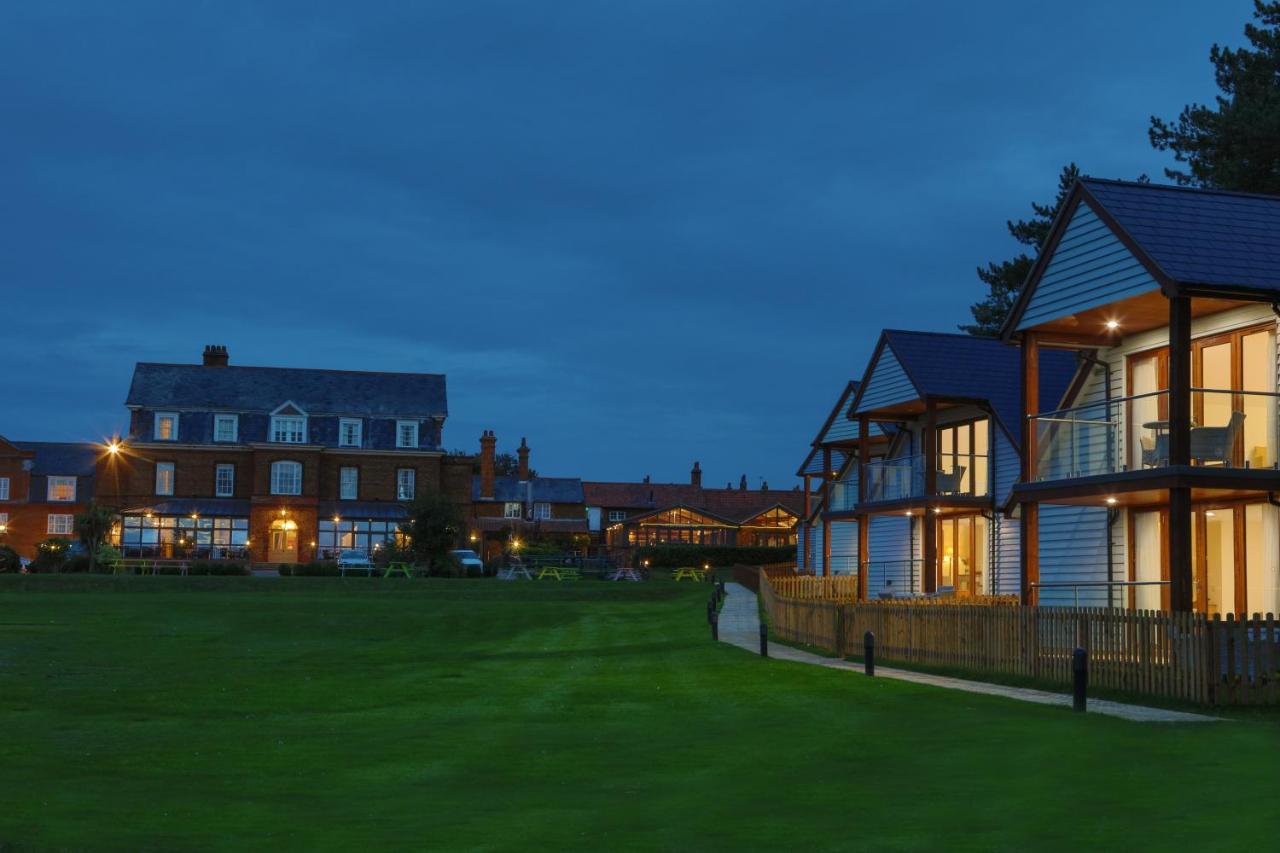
[672,567,705,582]
[383,561,413,578]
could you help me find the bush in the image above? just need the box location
[63,555,92,573]
[28,538,74,573]
[188,561,250,576]
[632,544,795,570]
[0,545,21,573]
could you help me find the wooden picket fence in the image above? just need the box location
[768,574,860,601]
[759,573,1280,706]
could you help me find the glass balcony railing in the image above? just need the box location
[1032,389,1280,481]
[862,454,990,502]
[829,479,859,511]
[862,559,922,598]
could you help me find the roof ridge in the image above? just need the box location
[1081,176,1280,204]
[883,328,1006,342]
[133,362,447,379]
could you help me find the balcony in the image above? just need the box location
[862,454,990,503]
[829,478,859,512]
[1032,389,1280,482]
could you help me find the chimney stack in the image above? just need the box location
[202,344,229,367]
[762,480,769,491]
[739,474,747,491]
[480,430,497,499]
[643,474,650,484]
[518,437,530,480]
[690,461,702,488]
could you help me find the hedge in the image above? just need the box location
[632,545,794,569]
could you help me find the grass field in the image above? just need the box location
[2,575,1279,852]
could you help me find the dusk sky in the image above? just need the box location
[1,1,1251,486]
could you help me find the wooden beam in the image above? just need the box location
[1022,332,1040,483]
[857,514,869,602]
[1021,502,1039,605]
[1168,295,1194,612]
[801,474,811,572]
[1029,330,1120,348]
[923,399,937,593]
[821,447,832,577]
[1169,487,1193,611]
[857,416,869,505]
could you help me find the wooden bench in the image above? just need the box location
[113,558,190,576]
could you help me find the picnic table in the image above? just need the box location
[383,561,414,578]
[609,566,643,582]
[537,566,581,581]
[672,567,707,582]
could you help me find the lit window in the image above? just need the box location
[534,502,551,520]
[607,510,626,522]
[0,477,9,501]
[340,466,358,500]
[154,412,179,441]
[271,416,306,444]
[504,502,522,519]
[0,511,9,526]
[47,514,74,535]
[396,468,415,501]
[47,476,77,502]
[155,462,175,496]
[396,420,419,449]
[339,418,363,448]
[270,461,302,495]
[214,415,239,443]
[215,464,235,497]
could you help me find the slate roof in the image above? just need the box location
[120,498,252,516]
[472,476,585,504]
[12,442,99,476]
[126,363,448,417]
[853,331,1079,449]
[582,482,804,524]
[1081,178,1280,291]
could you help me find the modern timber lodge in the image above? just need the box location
[798,179,1280,617]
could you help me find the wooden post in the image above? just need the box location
[857,514,869,602]
[821,447,832,578]
[922,399,937,593]
[1022,332,1040,483]
[802,474,812,572]
[1021,502,1040,605]
[1168,294,1193,612]
[857,416,870,601]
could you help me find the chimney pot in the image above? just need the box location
[479,430,497,499]
[690,460,702,488]
[202,344,229,367]
[517,437,530,480]
[739,474,747,491]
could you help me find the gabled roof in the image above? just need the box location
[472,476,585,504]
[126,363,448,418]
[583,481,805,524]
[12,442,99,476]
[1004,179,1280,336]
[848,330,1079,449]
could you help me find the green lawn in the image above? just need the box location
[2,576,1278,852]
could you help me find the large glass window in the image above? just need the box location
[270,461,302,495]
[115,514,248,558]
[271,416,306,444]
[936,514,987,596]
[318,519,404,558]
[935,419,988,496]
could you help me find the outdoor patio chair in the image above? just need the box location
[1140,434,1169,468]
[1190,411,1245,467]
[935,465,966,495]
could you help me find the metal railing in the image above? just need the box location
[1031,388,1280,481]
[861,559,921,597]
[1030,579,1169,608]
[863,455,924,502]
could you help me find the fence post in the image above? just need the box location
[759,622,768,657]
[711,610,719,642]
[1072,647,1088,712]
[864,630,875,676]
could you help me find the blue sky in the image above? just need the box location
[0,1,1253,485]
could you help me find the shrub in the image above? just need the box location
[28,538,74,573]
[632,544,794,570]
[278,561,340,577]
[0,545,21,573]
[188,561,250,576]
[63,555,92,573]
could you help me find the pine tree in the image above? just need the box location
[1149,1,1280,193]
[960,164,1079,336]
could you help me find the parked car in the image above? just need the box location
[337,549,375,576]
[450,549,484,576]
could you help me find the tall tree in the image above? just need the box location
[399,493,464,575]
[75,501,116,573]
[1149,1,1280,193]
[961,164,1080,336]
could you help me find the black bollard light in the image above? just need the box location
[864,630,875,676]
[1072,647,1088,712]
[711,610,719,641]
[706,600,714,625]
[759,622,768,657]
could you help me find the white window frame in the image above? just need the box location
[0,477,9,501]
[47,514,74,536]
[47,476,77,503]
[396,420,419,449]
[503,502,522,519]
[534,502,551,520]
[155,462,175,496]
[607,510,626,523]
[213,414,239,443]
[271,415,307,444]
[396,468,415,501]
[270,460,302,496]
[154,412,179,442]
[215,463,235,497]
[339,418,363,448]
[0,511,8,527]
[340,466,358,500]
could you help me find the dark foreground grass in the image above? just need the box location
[2,576,1278,852]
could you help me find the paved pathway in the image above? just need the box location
[717,582,1218,723]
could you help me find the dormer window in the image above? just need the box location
[396,420,419,449]
[47,477,76,502]
[214,414,239,443]
[339,418,363,448]
[270,402,308,444]
[154,412,179,441]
